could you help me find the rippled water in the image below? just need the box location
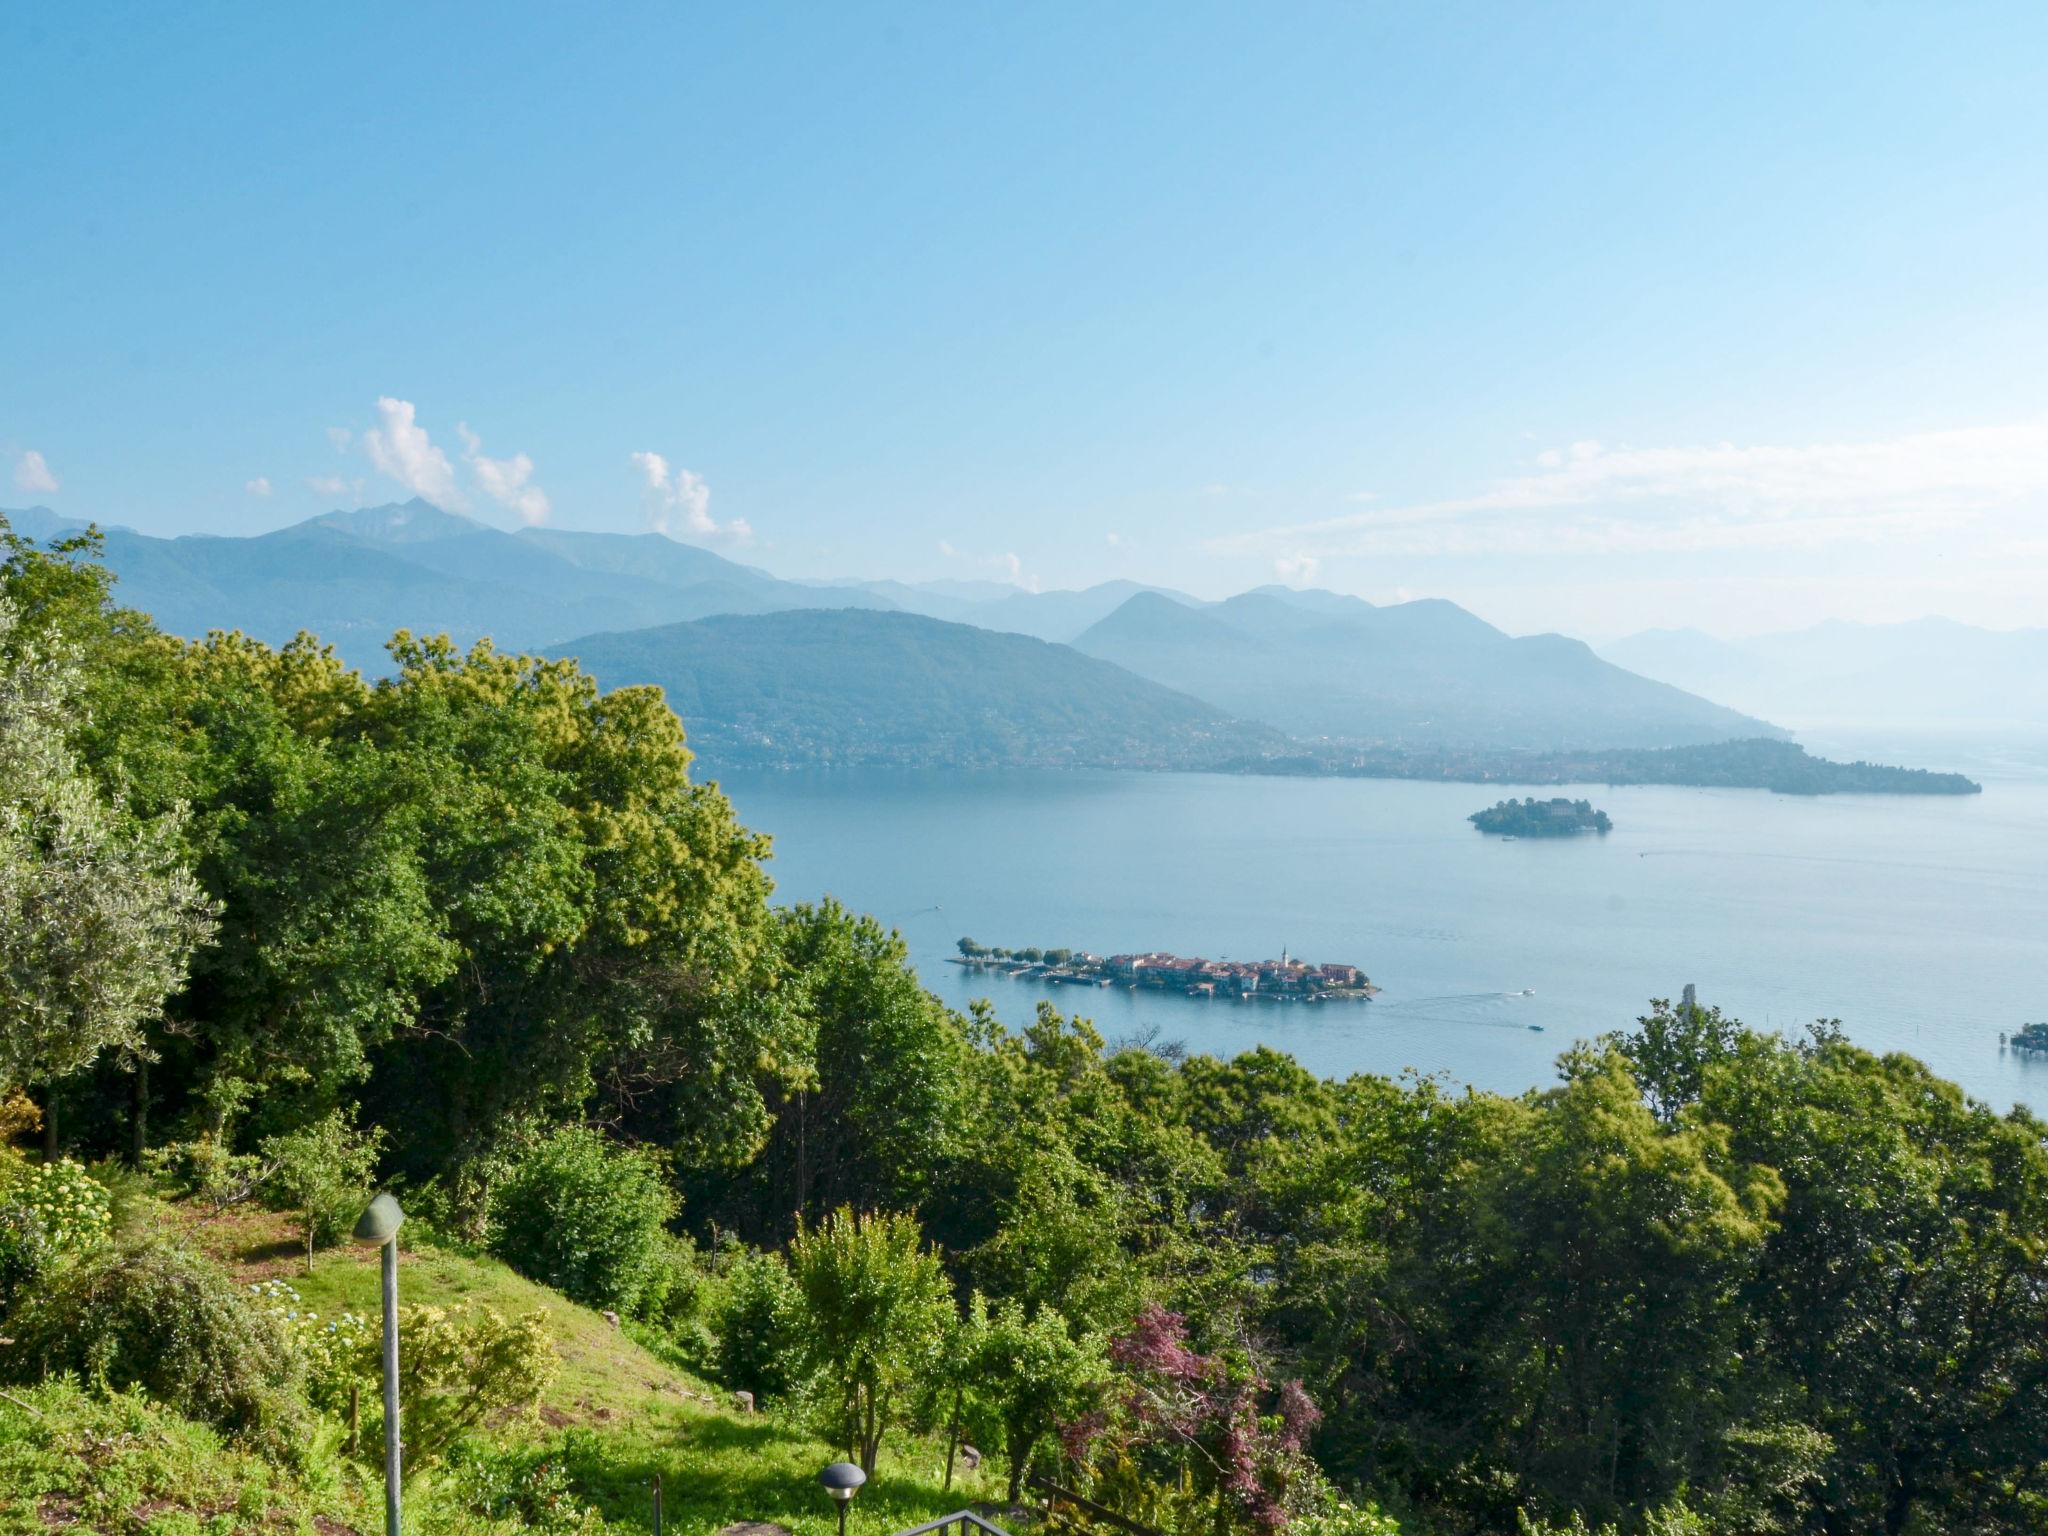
[715,731,2048,1114]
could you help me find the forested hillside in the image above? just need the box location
[3,518,2046,1536]
[555,608,1283,770]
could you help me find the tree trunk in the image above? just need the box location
[130,1059,149,1166]
[41,1088,57,1159]
[943,1387,963,1491]
[859,1382,881,1475]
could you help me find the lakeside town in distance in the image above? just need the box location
[952,938,1377,1001]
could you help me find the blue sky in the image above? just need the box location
[5,2,2047,638]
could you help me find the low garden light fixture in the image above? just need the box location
[819,1460,867,1536]
[353,1193,405,1536]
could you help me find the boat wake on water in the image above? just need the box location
[1374,990,1545,1030]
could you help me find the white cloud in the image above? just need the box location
[361,397,463,508]
[306,474,360,500]
[12,449,58,495]
[938,537,1036,591]
[1106,531,1133,549]
[245,476,273,497]
[1214,417,2048,560]
[630,450,750,543]
[458,423,550,526]
[1273,553,1321,585]
[326,426,353,453]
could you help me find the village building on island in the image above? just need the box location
[952,940,1374,1001]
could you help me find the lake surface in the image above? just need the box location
[716,734,2048,1115]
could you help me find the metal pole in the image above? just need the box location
[837,1502,849,1536]
[381,1235,402,1536]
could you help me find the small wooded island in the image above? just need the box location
[1470,797,1613,837]
[2007,1023,2048,1055]
[953,939,1376,1000]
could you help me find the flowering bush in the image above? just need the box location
[1064,1302,1326,1535]
[248,1277,372,1411]
[0,1158,113,1300]
[11,1159,113,1251]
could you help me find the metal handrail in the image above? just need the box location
[890,1512,1016,1536]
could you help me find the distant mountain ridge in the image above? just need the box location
[5,499,1775,757]
[1076,588,1776,751]
[1,499,896,670]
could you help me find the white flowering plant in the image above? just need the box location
[248,1277,374,1412]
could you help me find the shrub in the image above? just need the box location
[0,1239,309,1458]
[445,1438,604,1534]
[639,1230,709,1325]
[384,1303,557,1467]
[489,1126,677,1314]
[248,1276,373,1413]
[258,1109,385,1271]
[714,1247,806,1401]
[0,1158,113,1306]
[144,1136,268,1210]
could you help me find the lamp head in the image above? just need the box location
[819,1461,866,1502]
[351,1192,404,1246]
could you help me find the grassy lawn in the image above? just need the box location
[14,1199,1016,1536]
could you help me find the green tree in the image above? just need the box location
[259,1108,385,1272]
[973,1296,1108,1503]
[356,636,776,1193]
[1702,1030,2048,1534]
[789,1207,955,1473]
[1470,1048,1783,1525]
[726,901,967,1232]
[0,596,215,1120]
[1619,995,1742,1124]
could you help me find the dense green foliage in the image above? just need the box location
[490,1126,678,1314]
[1469,798,1613,836]
[788,1208,954,1474]
[3,1239,309,1458]
[1,518,2044,1536]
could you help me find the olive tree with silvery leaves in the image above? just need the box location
[0,597,215,1107]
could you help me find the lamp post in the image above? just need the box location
[352,1192,405,1536]
[818,1460,866,1536]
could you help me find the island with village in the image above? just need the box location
[951,938,1377,1001]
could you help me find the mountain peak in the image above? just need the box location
[1077,590,1248,648]
[302,500,490,544]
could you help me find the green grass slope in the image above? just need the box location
[0,1204,1003,1536]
